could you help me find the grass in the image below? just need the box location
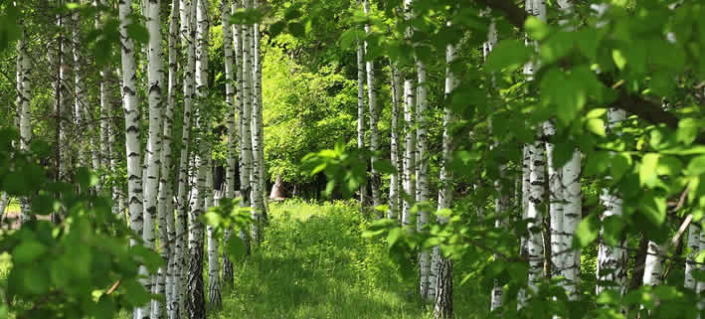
[216,199,486,319]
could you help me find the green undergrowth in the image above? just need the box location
[217,199,482,319]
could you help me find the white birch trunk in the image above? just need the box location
[222,0,236,285]
[415,27,431,302]
[234,0,252,253]
[207,168,222,310]
[483,18,505,312]
[120,1,145,319]
[251,0,266,243]
[401,0,415,230]
[158,0,179,317]
[431,29,456,315]
[71,5,90,170]
[388,64,402,220]
[596,108,628,296]
[17,20,32,224]
[685,223,701,290]
[186,1,208,318]
[363,0,380,209]
[527,140,546,293]
[139,0,165,317]
[356,6,367,208]
[642,241,666,286]
[172,1,195,317]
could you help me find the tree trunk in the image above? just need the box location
[172,1,196,318]
[433,258,453,319]
[119,1,145,319]
[140,0,165,317]
[237,0,253,254]
[685,223,700,290]
[186,1,208,318]
[17,18,32,225]
[596,108,628,296]
[430,28,456,312]
[207,168,222,310]
[251,0,266,243]
[363,0,380,210]
[401,0,416,231]
[157,0,179,317]
[222,0,236,286]
[356,1,367,208]
[388,64,402,220]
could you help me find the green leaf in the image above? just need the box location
[484,39,532,72]
[226,235,247,261]
[586,118,606,137]
[126,21,149,44]
[372,159,396,174]
[642,194,666,226]
[525,16,550,41]
[612,49,627,70]
[574,213,600,248]
[122,279,151,306]
[639,153,659,186]
[686,155,705,176]
[677,118,699,145]
[288,22,305,38]
[14,240,47,264]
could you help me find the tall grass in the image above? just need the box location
[217,199,485,319]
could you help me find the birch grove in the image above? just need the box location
[6,0,705,318]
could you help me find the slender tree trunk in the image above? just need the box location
[139,0,165,317]
[363,0,380,210]
[96,0,114,201]
[401,75,415,230]
[483,18,505,312]
[527,140,546,293]
[234,0,252,255]
[685,223,700,290]
[157,0,179,317]
[433,259,453,319]
[431,29,456,317]
[388,64,402,220]
[207,167,222,310]
[401,0,415,231]
[251,0,266,243]
[172,1,196,318]
[415,45,431,302]
[356,1,367,208]
[596,108,628,296]
[71,4,90,170]
[119,1,145,319]
[642,241,666,286]
[222,0,236,285]
[17,18,32,225]
[186,1,208,318]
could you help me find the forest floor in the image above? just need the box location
[216,199,484,319]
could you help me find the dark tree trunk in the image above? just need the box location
[433,258,453,319]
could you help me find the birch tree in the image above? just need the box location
[186,1,209,318]
[119,1,145,319]
[596,108,628,296]
[222,0,236,285]
[400,0,415,231]
[482,17,504,312]
[17,18,32,224]
[356,0,367,208]
[363,0,380,209]
[156,0,180,317]
[138,0,166,317]
[414,8,431,300]
[251,0,266,243]
[207,166,222,310]
[431,22,457,317]
[388,64,402,220]
[171,1,196,317]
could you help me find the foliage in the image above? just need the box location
[0,128,160,319]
